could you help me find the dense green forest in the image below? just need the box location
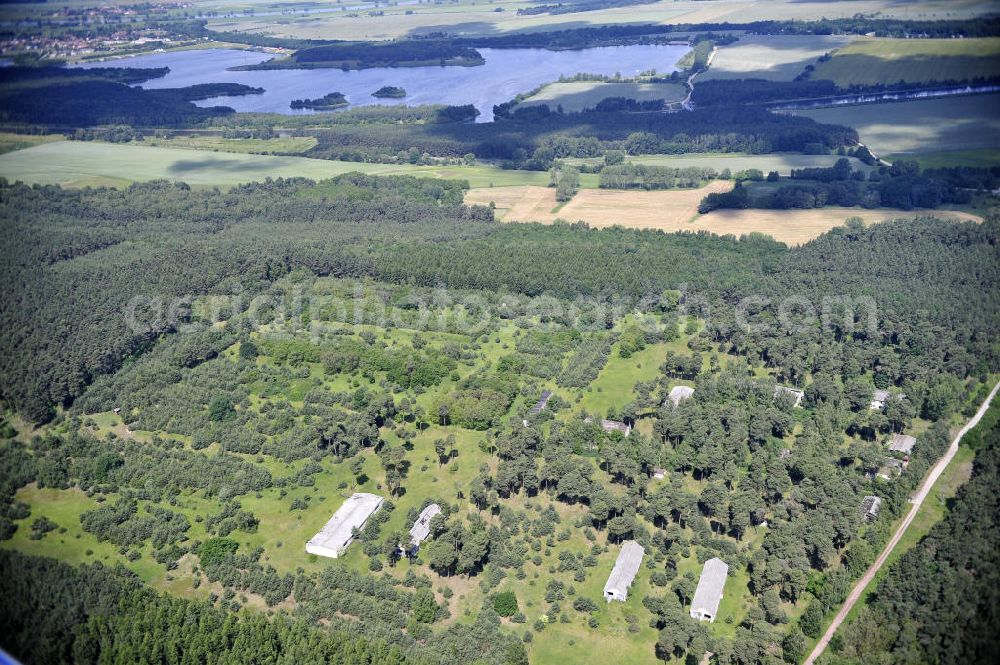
[305,105,856,166]
[0,549,520,665]
[241,42,485,70]
[2,175,997,424]
[699,161,1000,212]
[0,67,237,127]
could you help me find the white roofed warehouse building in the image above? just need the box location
[401,503,441,556]
[690,557,729,622]
[604,540,645,602]
[306,492,384,559]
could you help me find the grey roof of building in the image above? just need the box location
[774,385,804,404]
[604,540,644,595]
[408,503,442,547]
[861,495,882,516]
[307,492,384,552]
[602,419,631,434]
[691,558,729,617]
[529,390,553,415]
[873,389,890,402]
[889,433,917,454]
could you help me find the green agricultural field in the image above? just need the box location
[0,131,64,155]
[518,80,688,112]
[0,140,558,189]
[883,148,1000,169]
[143,134,318,155]
[795,93,1000,156]
[811,37,1000,86]
[698,35,853,82]
[564,152,872,175]
[204,0,994,41]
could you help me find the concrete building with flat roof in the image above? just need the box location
[861,495,882,521]
[774,385,804,407]
[690,558,729,622]
[889,433,917,455]
[603,540,644,602]
[602,419,632,437]
[667,385,695,407]
[401,503,441,556]
[306,492,384,559]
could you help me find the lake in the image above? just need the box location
[77,44,690,122]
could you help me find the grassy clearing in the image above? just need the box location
[795,93,1000,156]
[0,140,556,189]
[811,37,1000,86]
[0,131,64,155]
[519,80,687,112]
[700,35,853,82]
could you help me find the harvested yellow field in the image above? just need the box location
[467,181,730,226]
[696,208,981,245]
[465,184,981,245]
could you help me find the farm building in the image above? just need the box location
[529,390,553,415]
[306,492,384,559]
[690,558,729,622]
[401,503,441,556]
[652,468,667,480]
[861,495,882,521]
[871,389,906,410]
[667,385,694,407]
[774,385,804,407]
[602,419,632,437]
[888,433,917,454]
[603,540,645,602]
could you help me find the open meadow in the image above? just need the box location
[0,140,559,189]
[810,37,1000,86]
[794,93,1000,157]
[700,35,853,82]
[466,184,982,245]
[518,80,687,112]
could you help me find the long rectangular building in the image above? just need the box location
[690,557,729,622]
[402,502,441,556]
[306,492,384,559]
[604,540,644,602]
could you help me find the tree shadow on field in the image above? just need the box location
[167,157,297,174]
